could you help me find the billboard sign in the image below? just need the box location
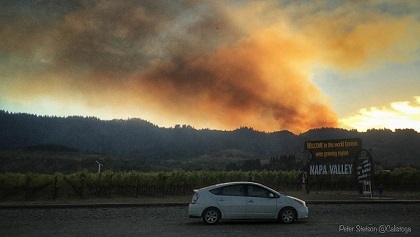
[304,138,362,175]
[355,149,374,182]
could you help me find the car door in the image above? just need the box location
[215,184,247,219]
[246,184,278,219]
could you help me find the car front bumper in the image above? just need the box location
[296,205,309,220]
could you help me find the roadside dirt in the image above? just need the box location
[1,191,419,206]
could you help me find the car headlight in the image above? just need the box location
[293,198,306,206]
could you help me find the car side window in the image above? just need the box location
[219,184,245,196]
[247,185,273,198]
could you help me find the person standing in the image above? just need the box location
[301,173,307,194]
[378,184,383,197]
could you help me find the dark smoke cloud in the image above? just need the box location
[2,1,416,133]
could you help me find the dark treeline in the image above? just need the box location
[0,110,419,171]
[0,149,150,174]
[225,156,301,171]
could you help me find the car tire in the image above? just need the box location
[202,207,221,225]
[278,207,296,224]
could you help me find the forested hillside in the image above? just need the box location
[0,110,419,172]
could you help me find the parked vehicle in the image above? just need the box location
[188,181,309,224]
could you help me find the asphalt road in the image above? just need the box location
[1,204,419,236]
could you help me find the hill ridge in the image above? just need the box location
[1,110,418,169]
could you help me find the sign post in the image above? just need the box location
[363,180,372,197]
[300,151,312,194]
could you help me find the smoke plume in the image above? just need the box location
[1,0,419,133]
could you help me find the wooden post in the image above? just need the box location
[52,175,58,200]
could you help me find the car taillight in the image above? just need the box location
[191,193,199,204]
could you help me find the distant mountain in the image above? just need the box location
[0,110,419,169]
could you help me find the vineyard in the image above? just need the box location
[0,168,419,201]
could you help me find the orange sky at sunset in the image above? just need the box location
[1,1,419,134]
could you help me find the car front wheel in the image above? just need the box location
[202,208,221,225]
[279,207,296,224]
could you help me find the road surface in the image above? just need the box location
[1,203,418,236]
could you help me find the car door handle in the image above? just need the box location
[218,198,225,202]
[248,200,254,203]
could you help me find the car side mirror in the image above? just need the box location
[269,193,275,198]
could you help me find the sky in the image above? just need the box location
[1,0,419,134]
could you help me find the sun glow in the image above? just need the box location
[339,96,420,132]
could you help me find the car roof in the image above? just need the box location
[195,181,275,192]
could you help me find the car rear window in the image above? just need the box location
[209,187,222,195]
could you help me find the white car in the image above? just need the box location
[188,181,308,224]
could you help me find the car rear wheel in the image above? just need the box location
[279,207,296,224]
[202,208,221,225]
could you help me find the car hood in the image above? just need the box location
[286,195,306,206]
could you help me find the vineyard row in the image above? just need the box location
[0,169,418,201]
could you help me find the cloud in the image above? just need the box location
[339,96,420,132]
[1,0,419,133]
[280,0,420,70]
